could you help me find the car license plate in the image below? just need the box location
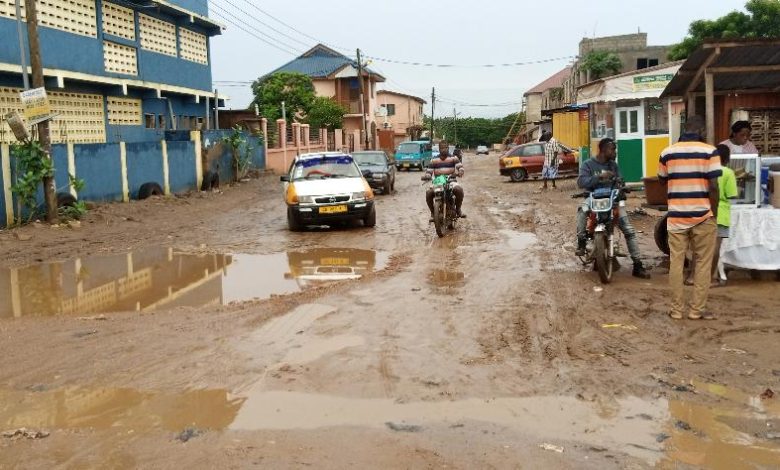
[403,163,410,168]
[321,257,350,265]
[319,205,347,214]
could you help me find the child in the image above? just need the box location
[713,143,738,285]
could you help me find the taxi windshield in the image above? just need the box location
[292,156,361,181]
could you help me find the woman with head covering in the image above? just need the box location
[719,121,759,155]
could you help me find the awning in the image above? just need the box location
[577,62,683,105]
[660,39,780,98]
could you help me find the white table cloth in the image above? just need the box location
[721,207,780,270]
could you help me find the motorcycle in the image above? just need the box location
[428,174,459,238]
[572,180,630,284]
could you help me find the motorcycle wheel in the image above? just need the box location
[447,200,456,230]
[433,199,445,238]
[594,233,613,284]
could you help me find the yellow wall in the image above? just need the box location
[553,111,588,149]
[644,136,670,178]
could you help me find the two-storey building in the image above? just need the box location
[264,44,386,146]
[0,0,223,144]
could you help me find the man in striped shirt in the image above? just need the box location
[658,115,721,320]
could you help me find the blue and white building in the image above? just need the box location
[0,0,223,144]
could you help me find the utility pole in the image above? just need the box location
[281,100,286,122]
[356,48,369,150]
[24,0,57,223]
[213,88,219,129]
[430,87,435,143]
[15,0,29,89]
[453,107,461,145]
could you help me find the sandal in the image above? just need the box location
[711,279,727,288]
[684,279,694,286]
[669,312,684,320]
[688,312,717,320]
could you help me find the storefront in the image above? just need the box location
[577,63,683,182]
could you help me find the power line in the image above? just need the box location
[206,0,575,69]
[234,0,350,52]
[210,3,303,56]
[212,0,314,50]
[436,98,524,107]
[210,9,299,56]
[362,55,575,69]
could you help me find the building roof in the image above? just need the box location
[377,90,426,103]
[660,38,780,98]
[265,44,385,81]
[524,67,571,96]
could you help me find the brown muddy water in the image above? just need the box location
[0,247,388,318]
[2,381,778,467]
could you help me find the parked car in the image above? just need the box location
[395,140,433,171]
[281,152,376,231]
[498,142,578,182]
[352,150,396,194]
[476,145,489,155]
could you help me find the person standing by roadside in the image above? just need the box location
[685,144,736,287]
[719,120,759,155]
[658,115,722,320]
[539,131,565,190]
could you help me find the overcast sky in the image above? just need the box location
[210,0,747,118]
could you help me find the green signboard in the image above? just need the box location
[632,74,674,92]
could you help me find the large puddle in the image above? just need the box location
[0,248,387,318]
[2,382,778,466]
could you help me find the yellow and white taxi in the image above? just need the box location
[281,152,376,231]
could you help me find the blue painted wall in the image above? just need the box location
[125,142,165,199]
[167,141,196,194]
[73,144,123,202]
[168,0,209,16]
[0,3,218,147]
[201,130,266,183]
[0,131,264,227]
[0,10,214,91]
[51,145,70,192]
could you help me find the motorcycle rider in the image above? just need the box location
[423,140,465,221]
[576,138,651,279]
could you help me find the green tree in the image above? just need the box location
[424,112,524,148]
[668,0,780,60]
[305,97,347,130]
[581,51,623,80]
[251,72,315,122]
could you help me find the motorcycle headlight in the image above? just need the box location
[298,195,315,204]
[591,198,612,211]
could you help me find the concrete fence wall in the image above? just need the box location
[1,130,265,227]
[263,118,333,174]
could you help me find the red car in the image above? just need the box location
[499,142,578,182]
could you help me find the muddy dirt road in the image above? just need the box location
[1,153,779,469]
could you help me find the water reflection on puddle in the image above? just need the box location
[0,387,243,432]
[1,383,778,467]
[0,248,388,318]
[500,230,537,250]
